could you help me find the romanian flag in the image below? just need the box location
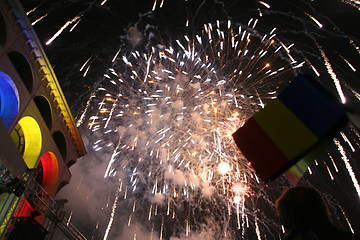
[232,74,348,183]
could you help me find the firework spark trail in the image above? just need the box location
[340,205,356,233]
[80,56,92,71]
[338,54,357,72]
[31,13,48,26]
[103,181,122,240]
[305,57,321,77]
[46,15,83,45]
[255,216,262,240]
[328,153,339,173]
[334,139,360,199]
[341,132,356,152]
[318,45,347,104]
[76,92,96,127]
[343,0,360,10]
[305,13,323,28]
[258,1,270,9]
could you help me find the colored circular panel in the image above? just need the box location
[38,152,59,196]
[17,116,42,169]
[0,72,19,129]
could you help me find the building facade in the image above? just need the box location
[0,0,86,239]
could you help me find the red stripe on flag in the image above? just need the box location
[232,117,290,182]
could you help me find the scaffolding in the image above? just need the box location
[0,169,87,240]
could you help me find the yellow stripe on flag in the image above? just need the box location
[253,99,318,160]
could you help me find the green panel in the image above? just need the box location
[0,193,18,237]
[285,139,332,183]
[287,159,314,178]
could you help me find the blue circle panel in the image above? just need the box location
[0,72,19,129]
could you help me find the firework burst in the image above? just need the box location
[80,19,299,239]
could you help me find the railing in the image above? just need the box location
[23,174,88,240]
[0,169,87,240]
[57,218,88,240]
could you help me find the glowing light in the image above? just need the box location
[218,162,231,175]
[233,195,241,204]
[232,182,248,196]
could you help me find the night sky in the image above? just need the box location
[21,0,360,113]
[19,0,360,239]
